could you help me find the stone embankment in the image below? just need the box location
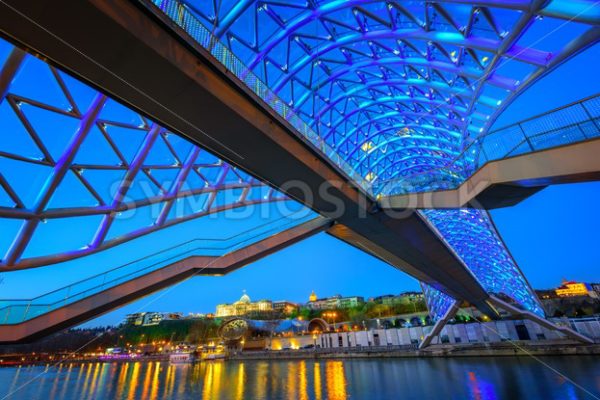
[228,342,600,360]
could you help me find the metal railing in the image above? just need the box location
[0,211,320,325]
[144,0,373,196]
[375,94,600,196]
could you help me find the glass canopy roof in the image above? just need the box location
[170,0,597,196]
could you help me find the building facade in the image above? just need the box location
[371,292,425,306]
[306,293,365,310]
[266,318,600,351]
[124,312,182,326]
[215,292,273,317]
[555,280,598,298]
[273,301,299,315]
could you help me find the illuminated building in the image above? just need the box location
[215,292,273,317]
[187,313,215,319]
[372,292,425,306]
[124,312,183,326]
[307,294,365,310]
[555,280,597,298]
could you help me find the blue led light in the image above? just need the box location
[422,283,456,322]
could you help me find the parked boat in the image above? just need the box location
[203,352,226,361]
[169,352,196,364]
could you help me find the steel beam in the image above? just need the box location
[4,93,108,265]
[419,299,461,349]
[0,46,25,103]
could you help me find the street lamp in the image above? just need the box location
[323,311,337,331]
[332,312,337,330]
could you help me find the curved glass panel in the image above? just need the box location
[376,93,600,195]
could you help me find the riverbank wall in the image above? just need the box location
[228,342,600,360]
[2,342,599,367]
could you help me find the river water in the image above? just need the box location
[0,357,599,399]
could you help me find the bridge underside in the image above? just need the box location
[0,0,597,342]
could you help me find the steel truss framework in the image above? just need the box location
[183,0,599,190]
[0,0,596,333]
[0,41,291,270]
[419,207,545,319]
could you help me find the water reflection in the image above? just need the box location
[313,362,322,400]
[0,357,599,400]
[325,361,347,400]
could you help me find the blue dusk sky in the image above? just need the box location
[0,36,598,328]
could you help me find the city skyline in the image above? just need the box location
[111,275,600,319]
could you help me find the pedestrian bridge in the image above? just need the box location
[379,95,600,209]
[0,0,598,344]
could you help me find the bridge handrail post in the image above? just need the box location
[518,123,534,152]
[580,101,600,132]
[22,303,30,323]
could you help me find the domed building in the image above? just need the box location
[238,292,251,304]
[215,291,273,317]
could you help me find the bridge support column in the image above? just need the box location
[419,299,461,349]
[487,295,593,344]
